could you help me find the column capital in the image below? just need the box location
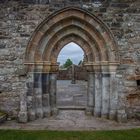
[84,61,120,73]
[84,62,101,72]
[42,62,59,73]
[24,61,59,73]
[109,62,120,73]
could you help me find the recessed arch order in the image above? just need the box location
[25,7,119,73]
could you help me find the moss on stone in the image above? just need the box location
[0,112,5,117]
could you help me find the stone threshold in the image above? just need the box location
[57,106,86,110]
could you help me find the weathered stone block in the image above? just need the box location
[111,3,129,8]
[18,111,27,123]
[117,110,127,123]
[28,110,36,121]
[43,107,51,117]
[0,44,6,49]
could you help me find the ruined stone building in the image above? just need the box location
[0,0,140,123]
[57,65,88,80]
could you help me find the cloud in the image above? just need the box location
[57,42,84,65]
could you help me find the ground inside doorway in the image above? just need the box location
[57,80,87,108]
[0,110,140,131]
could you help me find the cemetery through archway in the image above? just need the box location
[57,42,87,110]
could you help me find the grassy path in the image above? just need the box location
[0,129,140,140]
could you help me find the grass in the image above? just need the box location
[0,129,140,140]
[0,112,4,117]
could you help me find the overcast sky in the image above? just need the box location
[57,42,84,65]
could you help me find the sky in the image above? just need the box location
[57,42,84,65]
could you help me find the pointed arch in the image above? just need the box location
[57,42,85,65]
[25,7,119,68]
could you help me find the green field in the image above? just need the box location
[0,129,140,140]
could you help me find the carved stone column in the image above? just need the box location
[84,64,94,115]
[101,65,110,119]
[26,73,36,121]
[43,63,59,116]
[42,73,51,117]
[34,72,43,119]
[94,72,102,117]
[50,73,58,115]
[93,65,102,117]
[18,86,28,123]
[86,72,95,115]
[109,64,118,120]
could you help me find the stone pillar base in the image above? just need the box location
[28,111,36,121]
[52,108,59,116]
[94,108,101,117]
[36,109,43,119]
[109,110,117,120]
[117,109,127,123]
[43,108,51,117]
[86,107,93,115]
[18,111,28,123]
[101,113,109,119]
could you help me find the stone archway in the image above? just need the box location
[18,7,120,123]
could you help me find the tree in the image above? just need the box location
[63,58,73,68]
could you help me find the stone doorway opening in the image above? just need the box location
[18,7,121,123]
[56,42,88,110]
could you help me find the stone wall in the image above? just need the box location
[0,1,51,117]
[57,65,88,80]
[0,0,140,119]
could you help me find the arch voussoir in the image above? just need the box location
[42,26,102,62]
[50,35,95,63]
